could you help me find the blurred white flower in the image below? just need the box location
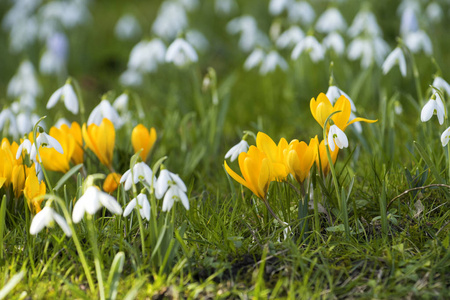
[394,101,403,115]
[16,139,34,161]
[288,1,315,25]
[186,30,209,52]
[400,6,418,36]
[315,8,347,33]
[72,187,123,223]
[421,92,445,125]
[404,30,433,55]
[441,127,450,147]
[165,38,198,66]
[120,69,143,87]
[215,0,238,15]
[225,140,249,162]
[120,162,156,191]
[382,47,407,77]
[113,93,129,113]
[88,100,122,129]
[152,2,187,40]
[178,0,199,11]
[0,108,19,138]
[347,10,381,38]
[432,77,450,96]
[114,13,141,40]
[40,32,69,76]
[348,37,389,69]
[276,26,304,49]
[9,17,39,53]
[30,206,72,237]
[327,125,348,152]
[322,32,345,55]
[40,0,90,29]
[269,0,291,16]
[47,82,78,114]
[54,118,70,129]
[244,49,265,71]
[128,39,166,73]
[17,112,39,138]
[123,193,151,221]
[426,2,443,22]
[155,169,189,211]
[291,35,324,62]
[260,50,288,75]
[7,60,41,99]
[227,16,269,52]
[36,131,64,155]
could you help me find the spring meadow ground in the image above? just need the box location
[0,0,449,299]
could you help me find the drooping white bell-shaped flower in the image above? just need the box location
[72,187,123,223]
[30,206,72,236]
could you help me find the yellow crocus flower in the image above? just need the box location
[12,164,33,198]
[39,127,75,173]
[131,124,157,162]
[0,138,21,187]
[286,138,318,183]
[224,146,271,200]
[82,118,115,168]
[310,93,377,131]
[60,122,84,165]
[103,172,121,193]
[256,132,289,181]
[24,171,46,213]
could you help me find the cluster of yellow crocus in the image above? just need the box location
[225,93,376,200]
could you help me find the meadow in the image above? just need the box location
[0,0,449,299]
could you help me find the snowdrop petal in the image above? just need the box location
[98,192,123,215]
[30,207,51,235]
[47,87,63,109]
[178,188,190,210]
[63,84,78,114]
[123,198,137,217]
[420,100,436,123]
[162,188,175,212]
[52,212,72,236]
[441,127,450,147]
[155,169,169,199]
[172,174,187,192]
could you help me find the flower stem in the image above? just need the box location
[87,215,105,300]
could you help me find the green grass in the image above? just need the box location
[1,0,450,299]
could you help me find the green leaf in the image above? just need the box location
[53,164,83,192]
[0,270,25,300]
[107,252,125,300]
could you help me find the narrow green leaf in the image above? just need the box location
[107,252,125,300]
[53,164,83,191]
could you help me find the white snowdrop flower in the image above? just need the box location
[225,140,249,162]
[186,30,209,52]
[426,2,443,23]
[88,100,123,129]
[30,206,72,236]
[54,118,70,129]
[120,162,156,191]
[404,30,433,56]
[382,47,407,77]
[322,32,345,56]
[244,49,265,71]
[441,127,450,147]
[347,38,374,69]
[373,37,390,66]
[120,69,143,87]
[326,85,356,111]
[215,0,238,15]
[288,1,315,25]
[8,17,39,53]
[165,38,198,67]
[347,11,381,38]
[113,93,129,113]
[16,112,35,137]
[114,14,141,40]
[155,169,189,211]
[122,194,147,218]
[269,0,291,16]
[327,125,348,152]
[152,2,187,40]
[19,94,36,111]
[40,0,90,29]
[16,139,34,160]
[400,6,418,36]
[432,77,450,96]
[315,8,347,34]
[394,101,403,115]
[0,108,19,138]
[7,60,41,99]
[36,131,64,155]
[123,193,151,221]
[291,36,324,63]
[260,50,288,75]
[421,92,445,125]
[276,26,304,49]
[47,82,78,114]
[72,187,123,223]
[128,39,166,73]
